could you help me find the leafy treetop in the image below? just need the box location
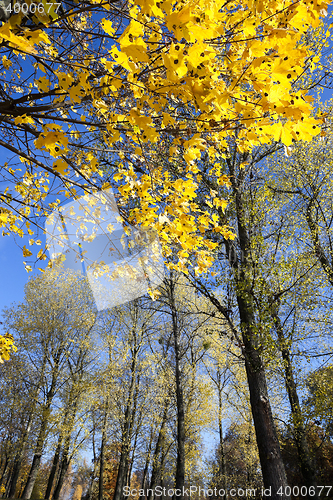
[0,0,330,274]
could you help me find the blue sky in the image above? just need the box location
[0,234,43,327]
[0,236,26,308]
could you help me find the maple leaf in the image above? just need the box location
[22,245,33,257]
[52,159,70,175]
[0,333,16,363]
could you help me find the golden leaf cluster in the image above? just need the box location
[0,0,330,272]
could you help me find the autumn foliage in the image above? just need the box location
[0,333,16,363]
[0,0,330,276]
[1,4,333,497]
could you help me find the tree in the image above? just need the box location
[280,424,333,487]
[209,421,263,496]
[266,105,333,293]
[204,331,245,495]
[46,343,95,500]
[1,2,331,494]
[0,353,41,499]
[0,354,37,497]
[224,149,323,496]
[91,299,161,500]
[179,97,333,495]
[158,275,187,497]
[305,366,333,439]
[1,268,97,499]
[257,104,333,491]
[153,274,219,498]
[0,0,328,271]
[271,300,318,495]
[183,145,293,498]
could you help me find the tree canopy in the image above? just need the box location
[0,0,331,273]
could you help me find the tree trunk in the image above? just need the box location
[113,336,139,500]
[7,415,33,498]
[52,395,81,500]
[98,438,105,500]
[123,379,140,490]
[7,359,47,499]
[272,306,318,500]
[87,458,99,500]
[217,374,227,493]
[141,429,153,496]
[52,421,76,500]
[98,402,109,500]
[192,243,290,500]
[236,290,289,499]
[305,202,333,286]
[52,453,70,500]
[126,411,141,489]
[113,408,132,500]
[226,158,290,500]
[50,348,88,500]
[148,404,168,500]
[170,282,186,499]
[0,455,10,490]
[0,456,9,490]
[21,352,61,499]
[21,452,43,499]
[44,432,63,500]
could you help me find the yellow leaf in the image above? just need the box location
[213,198,228,212]
[37,249,46,260]
[2,55,12,69]
[23,246,33,257]
[101,19,115,36]
[52,159,69,175]
[0,213,8,225]
[14,115,36,126]
[280,125,293,147]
